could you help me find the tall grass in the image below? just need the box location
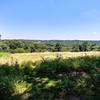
[0,52,10,57]
[0,56,100,100]
[1,51,100,64]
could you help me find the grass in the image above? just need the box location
[1,51,100,64]
[0,52,10,57]
[0,55,100,100]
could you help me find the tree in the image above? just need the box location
[55,43,62,52]
[71,44,80,52]
[0,43,9,51]
[87,43,96,51]
[81,42,88,51]
[79,45,83,51]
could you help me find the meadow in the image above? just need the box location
[1,51,100,64]
[0,52,100,100]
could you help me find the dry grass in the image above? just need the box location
[1,51,100,64]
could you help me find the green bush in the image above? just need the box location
[14,48,26,53]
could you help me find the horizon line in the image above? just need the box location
[1,38,100,41]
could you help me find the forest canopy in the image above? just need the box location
[0,40,100,53]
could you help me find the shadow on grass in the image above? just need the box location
[0,56,100,100]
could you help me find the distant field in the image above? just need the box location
[1,51,100,64]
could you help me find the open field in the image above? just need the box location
[1,51,100,64]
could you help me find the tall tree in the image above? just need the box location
[55,43,62,52]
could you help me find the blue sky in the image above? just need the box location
[0,0,100,40]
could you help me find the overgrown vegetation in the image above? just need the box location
[0,52,10,57]
[0,40,100,53]
[0,56,100,100]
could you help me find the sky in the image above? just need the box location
[0,0,100,40]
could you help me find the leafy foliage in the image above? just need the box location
[14,48,26,53]
[0,56,100,100]
[0,40,100,53]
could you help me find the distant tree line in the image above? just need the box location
[0,40,100,53]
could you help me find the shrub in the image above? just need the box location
[14,48,26,53]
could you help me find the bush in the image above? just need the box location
[14,48,26,53]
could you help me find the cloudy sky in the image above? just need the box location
[0,0,100,40]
